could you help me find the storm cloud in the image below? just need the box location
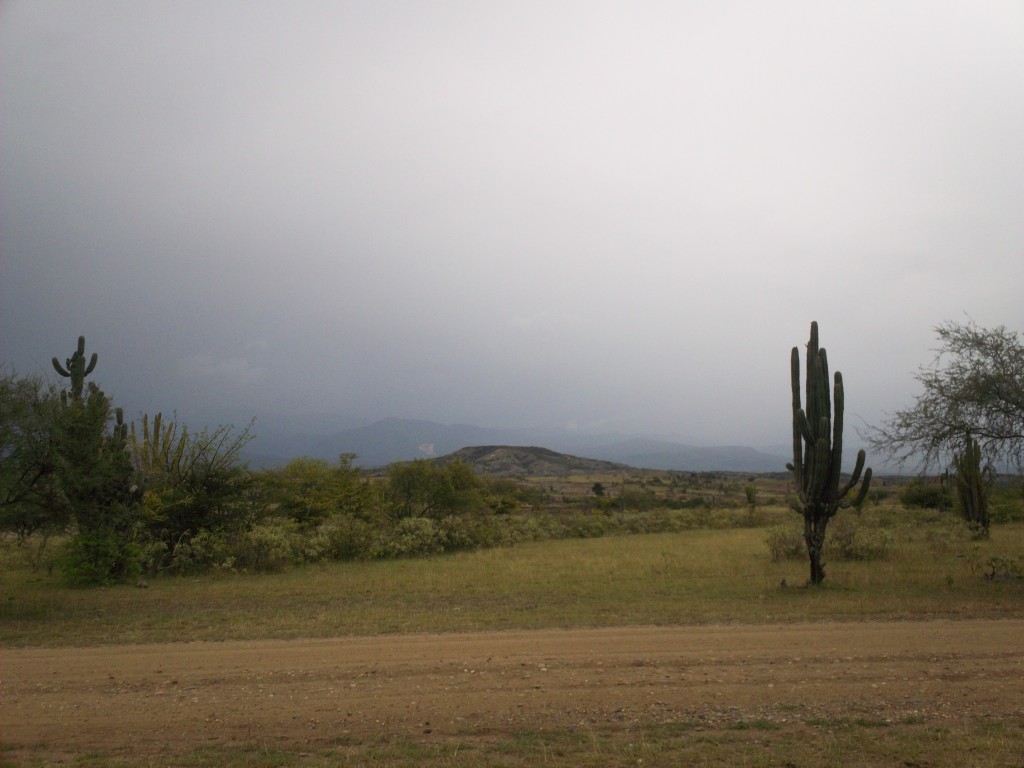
[2,1,1022,453]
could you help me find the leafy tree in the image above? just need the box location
[387,459,483,519]
[898,477,952,510]
[128,415,255,571]
[56,385,142,585]
[266,453,370,526]
[3,343,142,585]
[867,320,1024,472]
[0,371,70,556]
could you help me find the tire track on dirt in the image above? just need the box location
[2,620,1023,760]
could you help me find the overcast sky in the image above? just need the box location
[2,1,1022,450]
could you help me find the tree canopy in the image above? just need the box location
[867,320,1024,472]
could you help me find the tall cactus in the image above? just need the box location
[953,434,990,536]
[129,412,190,479]
[52,335,98,399]
[788,321,872,584]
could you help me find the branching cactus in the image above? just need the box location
[52,335,98,399]
[788,322,872,584]
[129,412,190,478]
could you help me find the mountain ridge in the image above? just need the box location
[245,416,789,473]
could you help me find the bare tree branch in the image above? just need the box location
[864,321,1024,472]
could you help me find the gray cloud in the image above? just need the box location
[2,1,1023,453]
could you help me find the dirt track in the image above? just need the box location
[3,620,1023,761]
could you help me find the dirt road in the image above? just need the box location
[3,620,1023,761]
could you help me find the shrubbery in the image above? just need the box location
[899,478,952,510]
[767,516,892,564]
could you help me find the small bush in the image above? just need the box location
[766,526,805,562]
[767,517,891,563]
[899,479,952,510]
[967,553,1024,581]
[826,516,891,561]
[167,529,236,574]
[310,516,376,561]
[234,522,304,572]
[58,529,143,586]
[371,517,446,559]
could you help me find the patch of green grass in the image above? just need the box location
[7,720,1024,768]
[728,719,781,731]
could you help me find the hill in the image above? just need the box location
[437,445,632,476]
[246,416,790,472]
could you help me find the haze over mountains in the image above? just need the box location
[245,415,791,473]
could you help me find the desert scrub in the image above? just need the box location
[826,516,893,560]
[767,517,891,563]
[766,525,806,562]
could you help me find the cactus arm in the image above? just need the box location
[52,357,71,377]
[113,407,127,441]
[791,346,804,494]
[796,410,814,447]
[850,467,872,507]
[837,450,866,498]
[805,321,819,420]
[829,371,845,500]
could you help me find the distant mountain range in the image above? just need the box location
[244,416,790,473]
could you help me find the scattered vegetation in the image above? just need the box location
[3,329,1024,768]
[3,329,1023,598]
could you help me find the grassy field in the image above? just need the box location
[2,506,1023,767]
[2,507,1022,647]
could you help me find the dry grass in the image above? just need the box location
[2,512,1022,647]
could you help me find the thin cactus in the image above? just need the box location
[52,336,98,399]
[112,407,128,443]
[129,412,190,478]
[953,434,990,536]
[787,322,872,584]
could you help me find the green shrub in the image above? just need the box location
[767,517,891,563]
[235,522,303,572]
[899,479,952,509]
[826,516,892,561]
[58,528,142,586]
[371,517,446,559]
[166,529,235,574]
[309,516,376,561]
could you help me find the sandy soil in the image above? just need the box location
[2,620,1023,761]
